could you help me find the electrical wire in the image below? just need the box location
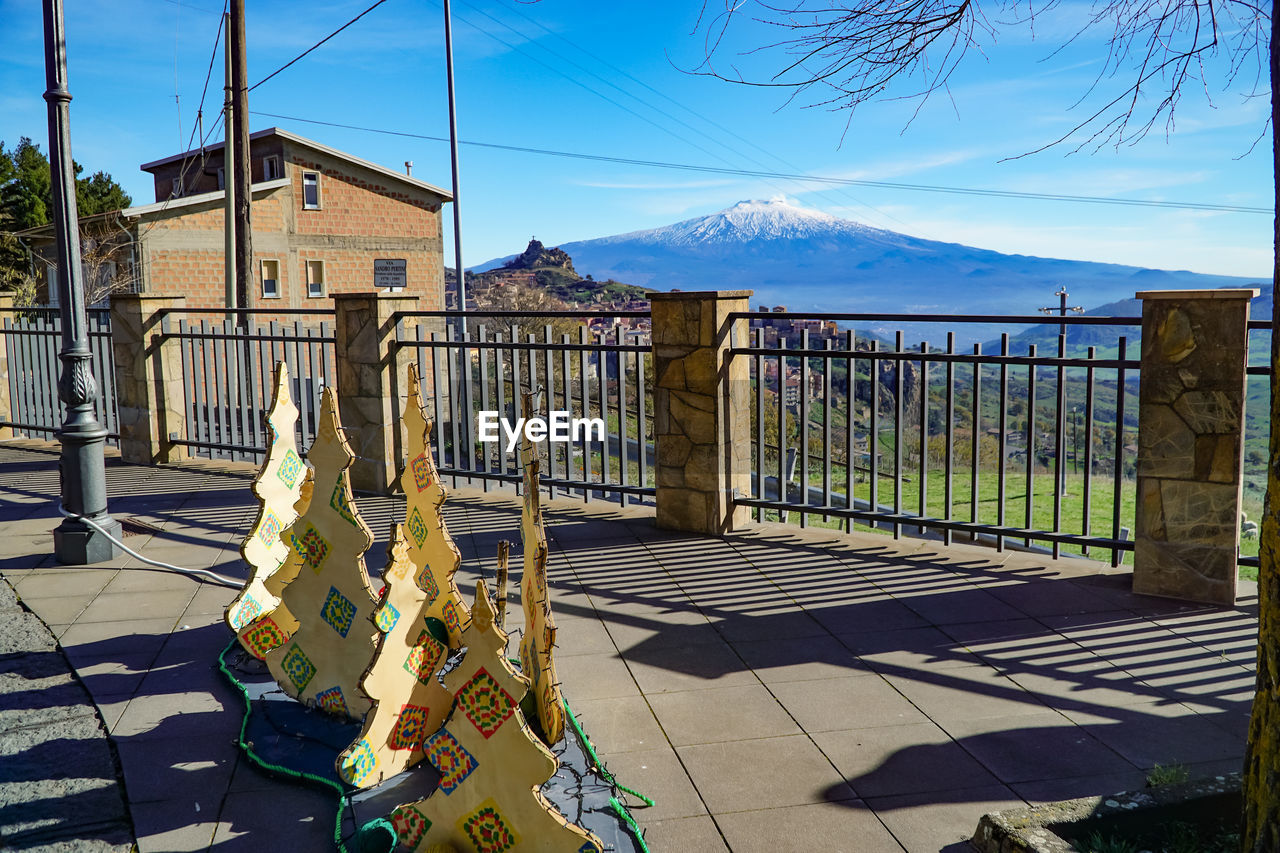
[247,110,1269,215]
[57,505,242,588]
[458,0,915,233]
[249,0,391,92]
[189,0,229,142]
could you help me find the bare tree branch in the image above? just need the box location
[692,0,1269,151]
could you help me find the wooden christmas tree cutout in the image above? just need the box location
[236,468,313,660]
[400,363,470,647]
[227,362,309,644]
[388,580,603,853]
[517,392,566,745]
[337,524,453,788]
[263,388,379,720]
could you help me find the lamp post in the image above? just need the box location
[43,0,121,563]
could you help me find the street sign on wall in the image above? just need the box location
[374,259,407,290]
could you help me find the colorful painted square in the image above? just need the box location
[521,645,537,686]
[315,685,348,716]
[258,510,283,547]
[294,524,329,572]
[391,805,431,848]
[339,737,377,786]
[389,703,431,750]
[320,586,357,638]
[577,843,601,853]
[329,477,359,527]
[229,595,262,630]
[457,667,516,739]
[414,565,440,602]
[241,617,288,660]
[459,798,519,853]
[276,449,303,488]
[411,453,431,491]
[542,682,558,719]
[443,600,461,636]
[424,729,478,794]
[406,506,428,548]
[402,630,445,685]
[375,602,400,633]
[280,644,316,692]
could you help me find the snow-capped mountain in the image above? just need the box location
[477,198,1265,316]
[600,197,879,247]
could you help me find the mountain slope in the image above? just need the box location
[477,198,1267,317]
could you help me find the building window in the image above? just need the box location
[261,259,280,299]
[216,167,225,190]
[306,260,325,298]
[302,171,321,209]
[170,176,184,199]
[263,154,283,181]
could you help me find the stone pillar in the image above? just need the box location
[332,292,418,494]
[1134,288,1258,605]
[650,290,752,535]
[111,294,188,465]
[0,294,14,440]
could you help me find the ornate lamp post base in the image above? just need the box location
[54,426,122,564]
[44,0,120,565]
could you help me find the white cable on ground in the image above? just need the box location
[57,506,243,589]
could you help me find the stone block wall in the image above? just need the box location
[650,290,752,535]
[110,294,188,465]
[1134,288,1258,605]
[332,293,419,494]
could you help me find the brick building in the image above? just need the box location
[20,128,452,309]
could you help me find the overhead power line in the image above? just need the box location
[249,111,1270,215]
[250,0,390,92]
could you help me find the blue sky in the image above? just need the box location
[0,0,1271,284]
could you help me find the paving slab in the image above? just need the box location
[715,800,906,853]
[678,734,856,813]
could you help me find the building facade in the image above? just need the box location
[22,128,452,310]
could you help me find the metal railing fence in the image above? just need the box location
[730,311,1143,566]
[391,310,654,505]
[157,308,336,462]
[1,307,119,443]
[1241,317,1274,569]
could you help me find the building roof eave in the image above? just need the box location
[138,127,453,201]
[121,178,290,220]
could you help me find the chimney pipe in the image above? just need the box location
[404,160,413,177]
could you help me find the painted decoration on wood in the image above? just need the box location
[389,580,603,853]
[237,468,313,660]
[400,363,470,647]
[227,362,308,642]
[517,393,565,745]
[336,524,453,788]
[263,388,378,720]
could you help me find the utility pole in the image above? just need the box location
[1038,287,1083,340]
[222,10,236,317]
[43,0,121,563]
[229,0,251,315]
[442,0,465,314]
[442,0,473,470]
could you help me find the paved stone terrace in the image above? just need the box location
[0,441,1260,852]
